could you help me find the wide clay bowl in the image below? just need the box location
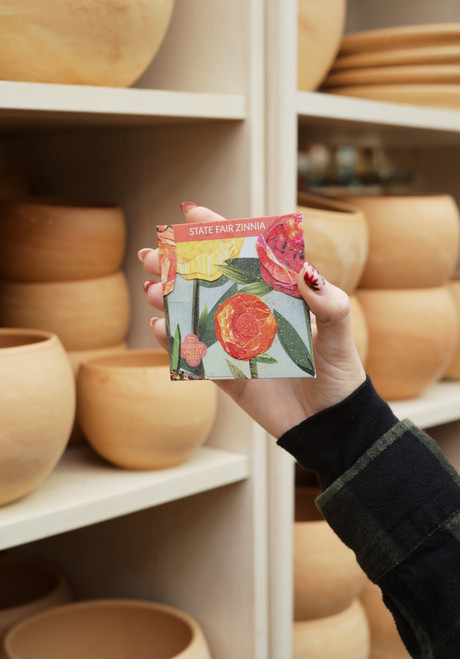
[298,0,347,91]
[4,599,211,659]
[0,555,72,652]
[0,271,130,351]
[357,286,459,400]
[77,350,217,470]
[0,328,75,505]
[444,275,460,380]
[298,192,369,294]
[340,195,460,289]
[0,199,127,282]
[360,579,410,659]
[293,599,370,659]
[0,0,175,87]
[294,487,367,621]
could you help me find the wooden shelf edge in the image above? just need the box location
[0,445,249,551]
[389,381,460,429]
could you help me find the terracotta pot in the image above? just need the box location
[298,0,347,91]
[0,555,72,656]
[66,343,128,445]
[4,599,211,659]
[356,287,459,400]
[0,271,130,350]
[360,580,410,659]
[0,200,127,282]
[293,599,370,659]
[0,172,30,200]
[0,328,75,505]
[445,275,460,379]
[0,1,175,87]
[350,294,368,366]
[340,195,460,289]
[77,350,217,469]
[294,487,367,621]
[298,192,369,294]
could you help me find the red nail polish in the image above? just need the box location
[303,262,327,295]
[143,280,155,293]
[181,201,197,214]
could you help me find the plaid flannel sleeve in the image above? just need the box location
[277,376,460,659]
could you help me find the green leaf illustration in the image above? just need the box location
[273,309,315,375]
[172,324,181,372]
[225,258,263,281]
[200,275,230,288]
[238,281,273,296]
[252,353,278,364]
[226,360,248,379]
[200,283,239,348]
[216,264,261,285]
[197,304,208,340]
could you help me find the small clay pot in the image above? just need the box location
[293,599,370,659]
[77,350,217,470]
[298,192,369,294]
[0,199,127,282]
[357,286,459,400]
[0,271,130,351]
[294,487,367,621]
[4,599,211,659]
[0,328,75,505]
[0,555,72,653]
[444,275,460,380]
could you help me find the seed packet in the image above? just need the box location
[157,212,315,380]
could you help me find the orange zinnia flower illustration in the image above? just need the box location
[214,293,278,360]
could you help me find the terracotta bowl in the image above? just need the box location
[294,487,367,621]
[0,328,75,505]
[360,579,410,659]
[444,275,460,380]
[0,271,131,351]
[356,286,459,400]
[293,599,370,659]
[0,0,175,87]
[340,195,460,289]
[298,0,347,91]
[298,192,369,294]
[77,350,217,470]
[0,555,72,654]
[0,199,127,282]
[3,599,211,659]
[350,294,368,367]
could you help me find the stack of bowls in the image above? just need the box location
[293,487,370,659]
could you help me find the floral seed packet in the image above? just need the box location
[157,213,315,381]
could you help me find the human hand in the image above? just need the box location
[139,203,366,438]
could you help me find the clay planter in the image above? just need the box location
[340,195,460,289]
[0,328,75,505]
[0,1,175,87]
[350,294,368,366]
[445,275,460,380]
[360,580,410,659]
[0,555,72,654]
[0,271,130,351]
[298,192,369,294]
[293,599,370,659]
[0,200,127,282]
[77,350,217,470]
[356,286,459,400]
[294,487,367,621]
[298,0,347,91]
[4,599,211,659]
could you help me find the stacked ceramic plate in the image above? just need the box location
[321,23,460,110]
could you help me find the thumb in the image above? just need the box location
[181,202,227,224]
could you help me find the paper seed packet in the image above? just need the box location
[157,213,315,381]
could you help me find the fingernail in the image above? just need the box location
[143,280,155,293]
[150,316,160,329]
[181,201,197,215]
[303,262,327,295]
[138,248,152,262]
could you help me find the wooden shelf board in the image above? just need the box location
[0,445,249,551]
[0,81,246,129]
[389,381,460,429]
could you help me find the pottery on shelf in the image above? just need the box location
[0,271,131,351]
[445,275,460,380]
[293,599,370,659]
[350,294,368,367]
[297,192,369,294]
[340,195,460,289]
[0,555,72,652]
[294,487,367,621]
[360,579,411,659]
[356,286,459,400]
[3,599,211,659]
[0,0,175,87]
[77,350,217,470]
[0,200,127,282]
[297,0,347,91]
[0,328,75,505]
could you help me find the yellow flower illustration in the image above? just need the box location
[176,238,244,282]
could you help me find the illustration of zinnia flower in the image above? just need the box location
[214,293,278,360]
[157,225,177,295]
[256,214,304,298]
[176,238,244,282]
